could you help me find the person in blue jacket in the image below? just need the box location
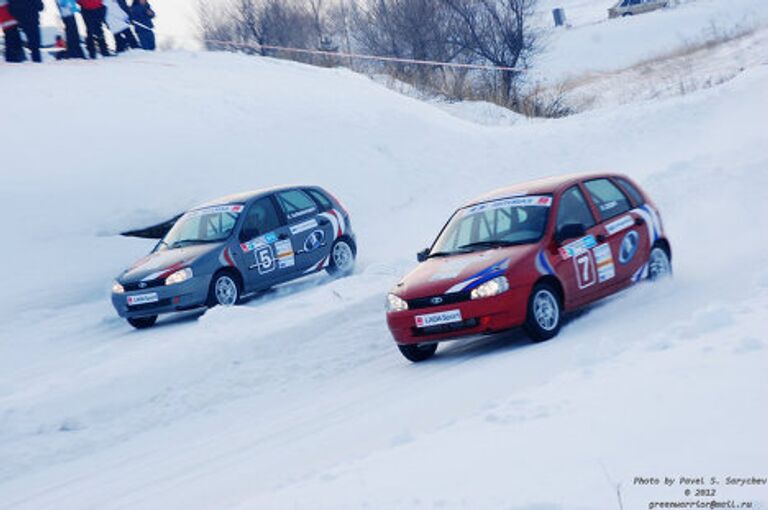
[56,0,85,59]
[130,0,154,50]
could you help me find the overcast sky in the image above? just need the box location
[41,0,202,48]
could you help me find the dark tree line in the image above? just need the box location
[198,0,540,108]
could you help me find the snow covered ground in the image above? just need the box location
[2,2,768,508]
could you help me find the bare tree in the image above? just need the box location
[441,0,537,103]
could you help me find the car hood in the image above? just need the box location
[119,243,222,283]
[393,244,538,299]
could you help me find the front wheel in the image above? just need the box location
[398,343,438,362]
[207,271,241,307]
[524,283,562,342]
[648,246,672,281]
[127,315,157,329]
[326,238,356,277]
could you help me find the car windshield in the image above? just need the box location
[429,195,552,257]
[158,204,244,251]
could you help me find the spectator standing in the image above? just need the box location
[130,0,154,50]
[77,0,109,58]
[8,0,44,63]
[1,0,24,62]
[56,0,85,59]
[104,0,136,52]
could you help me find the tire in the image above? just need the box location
[326,237,356,277]
[127,315,157,329]
[648,245,672,281]
[207,270,242,307]
[523,283,562,342]
[398,342,438,363]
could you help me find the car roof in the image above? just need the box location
[464,172,629,207]
[190,185,313,210]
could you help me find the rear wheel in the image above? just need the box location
[207,271,241,307]
[524,283,562,342]
[127,315,157,329]
[326,238,356,277]
[648,246,672,280]
[398,343,438,362]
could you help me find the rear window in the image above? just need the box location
[615,177,645,206]
[276,189,318,221]
[306,188,334,211]
[584,179,632,221]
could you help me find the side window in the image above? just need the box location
[583,179,632,221]
[306,188,334,211]
[276,190,318,221]
[242,197,282,238]
[615,177,645,206]
[556,186,596,231]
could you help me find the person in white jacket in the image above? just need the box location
[103,0,137,52]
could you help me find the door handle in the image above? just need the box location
[318,218,330,226]
[596,234,606,243]
[277,233,289,240]
[635,217,645,226]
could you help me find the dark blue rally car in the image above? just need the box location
[111,186,356,329]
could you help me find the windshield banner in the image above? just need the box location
[184,204,244,219]
[463,196,552,216]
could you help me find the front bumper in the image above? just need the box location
[111,275,212,318]
[386,285,530,345]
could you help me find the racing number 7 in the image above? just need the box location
[574,252,596,289]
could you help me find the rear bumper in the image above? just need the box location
[111,275,212,318]
[386,285,530,345]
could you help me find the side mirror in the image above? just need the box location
[556,223,586,244]
[417,248,430,263]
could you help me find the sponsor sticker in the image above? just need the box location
[240,232,279,253]
[415,309,463,328]
[619,230,640,265]
[463,195,552,217]
[275,239,295,268]
[605,215,634,236]
[303,229,326,253]
[288,207,318,219]
[593,243,615,282]
[290,219,319,235]
[127,293,159,306]
[559,235,597,260]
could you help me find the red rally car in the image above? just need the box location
[386,173,672,362]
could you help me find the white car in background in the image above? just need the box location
[609,0,669,18]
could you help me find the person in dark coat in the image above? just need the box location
[1,0,25,62]
[8,0,44,63]
[130,0,154,50]
[77,0,109,58]
[56,0,85,59]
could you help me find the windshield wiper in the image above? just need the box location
[457,240,520,251]
[170,238,225,249]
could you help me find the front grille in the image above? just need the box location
[128,298,171,311]
[412,318,479,337]
[407,291,471,310]
[124,279,164,292]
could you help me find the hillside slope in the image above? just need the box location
[1,28,767,510]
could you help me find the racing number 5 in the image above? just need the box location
[574,252,596,289]
[255,246,276,274]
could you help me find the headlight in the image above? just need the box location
[112,281,125,294]
[470,276,509,300]
[165,268,193,286]
[387,293,409,312]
